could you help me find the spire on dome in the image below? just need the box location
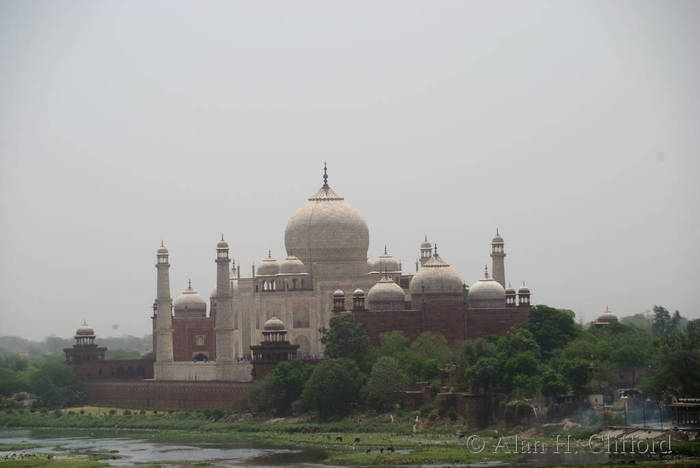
[434,243,438,255]
[484,264,489,278]
[384,245,387,255]
[161,240,164,247]
[322,161,329,189]
[268,249,271,258]
[221,233,224,241]
[188,279,192,289]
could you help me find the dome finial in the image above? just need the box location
[221,233,224,241]
[268,249,271,259]
[188,279,192,289]
[384,244,387,255]
[161,240,164,248]
[434,243,438,255]
[424,234,428,242]
[484,264,489,278]
[322,161,329,189]
[496,227,499,236]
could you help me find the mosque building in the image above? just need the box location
[151,165,533,382]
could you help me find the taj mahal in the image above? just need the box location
[151,165,533,382]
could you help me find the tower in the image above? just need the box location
[490,229,506,288]
[419,235,433,266]
[214,235,234,362]
[155,242,174,362]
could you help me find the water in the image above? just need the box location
[0,429,327,467]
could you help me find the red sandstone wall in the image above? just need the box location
[354,305,530,346]
[172,317,216,361]
[73,359,154,380]
[84,380,252,409]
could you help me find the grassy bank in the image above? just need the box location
[2,407,698,466]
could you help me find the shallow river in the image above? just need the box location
[0,429,327,467]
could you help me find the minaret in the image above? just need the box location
[155,242,174,362]
[490,229,506,288]
[214,235,234,362]
[419,235,433,266]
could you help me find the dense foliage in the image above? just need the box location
[0,354,84,408]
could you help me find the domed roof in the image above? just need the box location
[284,165,369,265]
[372,246,401,273]
[353,288,365,296]
[157,241,168,255]
[409,253,464,295]
[492,229,504,244]
[257,251,280,276]
[217,235,229,250]
[505,282,516,294]
[263,317,286,331]
[279,256,306,275]
[367,277,405,304]
[174,281,207,314]
[596,306,618,323]
[518,283,530,294]
[333,289,345,297]
[420,235,432,249]
[75,321,95,336]
[468,267,506,308]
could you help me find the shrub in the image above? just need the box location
[123,410,131,415]
[447,407,458,422]
[419,403,435,418]
[79,409,85,415]
[109,409,117,415]
[53,409,62,417]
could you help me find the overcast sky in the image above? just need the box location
[1,1,698,341]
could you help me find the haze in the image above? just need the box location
[1,1,698,340]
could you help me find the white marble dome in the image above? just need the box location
[263,317,286,331]
[409,254,464,295]
[257,253,280,276]
[367,277,405,305]
[372,248,400,273]
[174,283,207,315]
[285,177,369,264]
[75,322,95,336]
[596,307,618,323]
[279,256,306,275]
[468,269,506,309]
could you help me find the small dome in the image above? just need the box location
[174,282,207,315]
[367,277,405,305]
[518,283,530,294]
[279,256,306,275]
[409,254,464,295]
[420,235,432,249]
[263,317,286,331]
[333,289,345,297]
[505,283,516,295]
[353,288,365,296]
[596,306,618,323]
[75,322,95,336]
[372,247,401,273]
[492,229,504,244]
[156,241,168,255]
[257,252,280,276]
[217,237,229,249]
[468,267,505,309]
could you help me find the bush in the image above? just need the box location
[302,358,364,420]
[447,407,458,422]
[366,356,407,412]
[53,409,62,417]
[139,409,146,415]
[123,410,131,415]
[419,403,435,418]
[79,409,85,414]
[109,409,117,415]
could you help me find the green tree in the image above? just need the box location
[269,360,313,414]
[320,314,369,364]
[302,358,364,419]
[521,305,579,357]
[651,305,673,337]
[28,357,84,407]
[366,356,407,411]
[410,332,452,364]
[556,358,590,395]
[540,366,569,399]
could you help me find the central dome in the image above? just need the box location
[284,168,369,265]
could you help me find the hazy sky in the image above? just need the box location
[1,1,698,341]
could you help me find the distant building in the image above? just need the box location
[149,164,533,381]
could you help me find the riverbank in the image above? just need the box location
[1,407,698,466]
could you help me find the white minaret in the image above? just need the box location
[155,242,174,362]
[214,235,234,362]
[490,229,506,288]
